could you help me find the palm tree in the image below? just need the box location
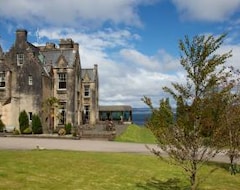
[42,97,60,133]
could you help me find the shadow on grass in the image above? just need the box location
[206,161,229,171]
[136,177,189,190]
[206,161,240,175]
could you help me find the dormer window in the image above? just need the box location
[0,72,5,88]
[17,53,24,66]
[58,73,66,89]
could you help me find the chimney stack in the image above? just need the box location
[59,38,74,49]
[16,29,28,43]
[73,43,79,51]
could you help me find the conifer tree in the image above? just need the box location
[32,114,43,134]
[19,110,29,133]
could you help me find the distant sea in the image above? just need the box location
[132,108,152,126]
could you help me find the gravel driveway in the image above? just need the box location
[0,137,154,153]
[0,136,237,164]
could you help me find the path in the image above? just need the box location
[0,137,237,164]
[0,137,153,153]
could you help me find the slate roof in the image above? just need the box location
[82,68,96,82]
[99,105,132,112]
[41,49,77,68]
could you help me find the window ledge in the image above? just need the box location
[57,89,67,94]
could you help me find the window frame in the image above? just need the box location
[0,72,6,88]
[28,75,33,86]
[58,73,67,90]
[28,112,33,121]
[59,102,66,125]
[84,85,90,97]
[84,105,90,122]
[17,53,24,66]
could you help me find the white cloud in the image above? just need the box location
[37,28,138,52]
[0,0,157,28]
[96,49,183,107]
[108,38,240,108]
[119,48,181,73]
[218,44,240,70]
[119,49,161,70]
[99,68,183,107]
[171,0,240,21]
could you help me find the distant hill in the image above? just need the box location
[132,107,176,126]
[132,108,151,126]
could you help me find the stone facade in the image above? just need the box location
[0,29,99,132]
[81,65,99,125]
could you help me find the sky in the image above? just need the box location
[1,0,240,108]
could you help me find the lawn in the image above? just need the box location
[0,150,239,190]
[115,124,156,144]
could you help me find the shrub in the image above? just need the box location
[72,131,77,137]
[23,127,32,134]
[72,127,77,137]
[32,114,43,134]
[58,128,66,136]
[0,119,5,132]
[65,123,72,134]
[13,128,20,135]
[19,110,29,133]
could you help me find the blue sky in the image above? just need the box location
[1,0,240,107]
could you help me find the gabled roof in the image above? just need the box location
[56,54,68,68]
[41,49,77,68]
[27,42,40,52]
[82,69,96,82]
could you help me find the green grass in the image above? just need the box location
[0,150,239,190]
[115,124,156,143]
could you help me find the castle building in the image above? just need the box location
[0,29,99,132]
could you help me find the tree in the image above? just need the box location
[143,34,232,190]
[42,97,60,133]
[32,114,43,134]
[145,98,174,142]
[219,78,240,175]
[19,110,29,133]
[0,118,5,132]
[224,96,240,174]
[65,123,72,135]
